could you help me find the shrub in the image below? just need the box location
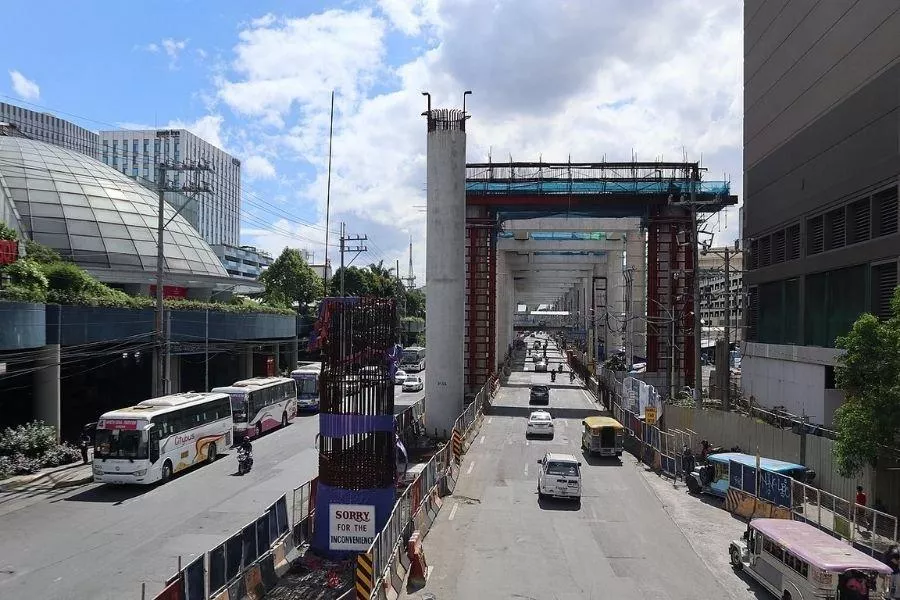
[0,222,18,241]
[41,443,82,467]
[0,421,58,459]
[24,240,61,264]
[4,259,49,294]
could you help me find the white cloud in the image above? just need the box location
[116,114,227,150]
[139,38,189,68]
[218,9,386,127]
[162,38,188,60]
[9,70,40,101]
[217,0,743,269]
[244,155,277,179]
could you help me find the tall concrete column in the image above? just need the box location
[169,355,181,393]
[607,248,626,358]
[34,344,61,440]
[581,277,591,357]
[243,347,254,379]
[495,250,510,367]
[626,230,647,361]
[424,107,467,437]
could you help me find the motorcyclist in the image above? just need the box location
[551,371,556,382]
[239,435,252,455]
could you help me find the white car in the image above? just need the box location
[537,452,582,502]
[394,370,408,385]
[402,376,424,393]
[526,410,554,438]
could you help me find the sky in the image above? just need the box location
[1,0,743,284]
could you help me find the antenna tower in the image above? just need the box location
[404,237,417,290]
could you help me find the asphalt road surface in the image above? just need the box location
[0,374,425,600]
[401,344,742,600]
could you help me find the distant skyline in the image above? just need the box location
[1,0,742,283]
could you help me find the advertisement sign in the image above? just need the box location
[329,503,375,551]
[645,407,657,425]
[98,419,140,430]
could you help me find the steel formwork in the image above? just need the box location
[464,160,734,395]
[465,218,497,394]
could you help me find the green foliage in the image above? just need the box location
[0,421,82,479]
[24,240,61,264]
[329,266,372,296]
[260,248,324,310]
[0,222,18,241]
[42,261,131,305]
[1,259,48,302]
[405,288,425,318]
[832,286,900,477]
[603,354,627,372]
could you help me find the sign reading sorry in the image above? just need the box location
[329,503,376,551]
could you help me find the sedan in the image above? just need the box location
[402,376,424,393]
[526,410,554,438]
[394,369,408,385]
[529,385,550,405]
[535,359,548,372]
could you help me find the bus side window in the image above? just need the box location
[149,429,160,463]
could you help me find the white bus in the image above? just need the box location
[401,346,426,372]
[212,376,297,440]
[93,392,233,485]
[290,364,321,413]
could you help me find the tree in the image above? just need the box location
[328,266,372,296]
[0,222,18,241]
[259,248,324,311]
[832,286,900,477]
[405,288,425,318]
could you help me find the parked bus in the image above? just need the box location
[401,346,426,372]
[212,376,297,440]
[291,364,321,413]
[730,518,893,599]
[93,392,233,485]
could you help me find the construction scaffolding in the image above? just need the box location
[464,217,497,395]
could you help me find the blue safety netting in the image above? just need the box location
[497,231,610,240]
[466,180,730,195]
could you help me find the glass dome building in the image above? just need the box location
[0,135,247,296]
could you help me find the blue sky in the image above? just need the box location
[1,0,743,281]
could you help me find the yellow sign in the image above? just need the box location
[645,407,657,425]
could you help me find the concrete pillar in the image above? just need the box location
[607,248,626,359]
[626,230,647,361]
[495,250,509,367]
[243,347,254,379]
[34,344,61,441]
[424,107,466,437]
[169,354,181,392]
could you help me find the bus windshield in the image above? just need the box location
[229,393,248,422]
[296,376,317,396]
[95,429,147,460]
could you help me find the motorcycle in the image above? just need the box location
[237,448,253,475]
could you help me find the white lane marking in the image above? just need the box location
[479,435,485,445]
[448,502,459,521]
[487,417,493,424]
[466,461,475,475]
[524,462,529,476]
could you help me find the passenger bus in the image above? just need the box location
[401,346,426,372]
[93,392,233,485]
[212,376,297,440]
[730,518,893,599]
[291,363,321,413]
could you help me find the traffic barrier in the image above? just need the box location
[272,539,289,577]
[451,428,463,463]
[356,551,375,600]
[243,564,265,600]
[210,587,230,600]
[406,532,428,588]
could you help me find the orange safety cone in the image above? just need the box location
[407,531,429,587]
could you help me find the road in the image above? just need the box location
[0,374,425,600]
[401,337,747,600]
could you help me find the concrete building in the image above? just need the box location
[212,244,273,279]
[0,101,99,158]
[742,3,900,426]
[424,108,467,436]
[99,128,241,247]
[699,247,744,345]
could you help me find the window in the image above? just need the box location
[763,537,784,562]
[875,187,898,237]
[807,215,824,255]
[784,551,809,578]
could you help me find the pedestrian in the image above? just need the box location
[855,485,869,532]
[79,430,91,465]
[888,547,900,599]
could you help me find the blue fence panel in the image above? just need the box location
[758,469,791,507]
[256,513,271,552]
[208,542,226,594]
[184,555,205,600]
[225,532,243,581]
[729,460,744,492]
[275,496,289,537]
[242,523,259,565]
[742,464,757,496]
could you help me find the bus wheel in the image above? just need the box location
[282,412,288,428]
[207,442,217,463]
[161,461,173,483]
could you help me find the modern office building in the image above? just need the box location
[742,3,900,425]
[0,101,99,159]
[212,244,273,279]
[99,128,241,247]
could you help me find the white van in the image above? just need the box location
[537,452,582,502]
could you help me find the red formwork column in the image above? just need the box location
[646,221,660,372]
[464,218,496,394]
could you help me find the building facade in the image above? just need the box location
[742,3,900,426]
[0,101,99,158]
[699,248,744,345]
[212,244,273,279]
[99,129,241,247]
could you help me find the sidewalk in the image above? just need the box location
[0,460,94,492]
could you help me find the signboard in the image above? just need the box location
[329,503,375,551]
[98,419,139,430]
[645,406,657,425]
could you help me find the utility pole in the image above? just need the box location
[723,247,731,412]
[155,156,213,397]
[338,222,367,297]
[690,167,702,403]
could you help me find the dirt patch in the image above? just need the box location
[264,552,355,600]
